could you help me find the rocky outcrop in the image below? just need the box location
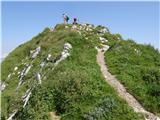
[6,42,72,120]
[55,43,72,66]
[30,46,41,59]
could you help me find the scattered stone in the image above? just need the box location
[72,25,77,30]
[24,65,32,76]
[86,27,92,32]
[30,46,41,59]
[95,45,110,52]
[117,37,121,40]
[102,44,110,52]
[134,48,141,55]
[85,37,88,40]
[22,89,32,108]
[54,43,72,66]
[100,28,108,33]
[0,81,6,91]
[7,109,18,120]
[99,37,108,43]
[14,67,18,71]
[64,43,72,50]
[97,26,109,35]
[17,65,32,89]
[95,46,101,52]
[36,73,41,84]
[7,74,11,79]
[134,48,139,53]
[65,26,69,29]
[46,54,52,61]
[40,61,46,68]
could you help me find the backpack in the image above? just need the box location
[66,16,69,21]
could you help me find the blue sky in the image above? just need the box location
[1,1,159,57]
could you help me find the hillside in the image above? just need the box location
[1,23,160,120]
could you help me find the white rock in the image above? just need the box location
[65,26,69,29]
[54,43,72,66]
[117,37,121,40]
[99,37,108,43]
[14,67,18,71]
[30,50,34,54]
[72,25,77,30]
[24,65,32,76]
[101,28,108,33]
[40,62,46,68]
[22,89,30,99]
[7,109,18,120]
[61,51,66,56]
[64,43,72,50]
[7,74,11,79]
[20,68,26,77]
[79,26,83,30]
[46,54,52,61]
[36,73,41,84]
[31,46,41,59]
[0,82,6,91]
[102,45,110,52]
[62,52,70,59]
[22,90,32,108]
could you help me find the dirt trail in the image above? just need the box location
[96,49,160,120]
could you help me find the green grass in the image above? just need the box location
[104,34,160,115]
[1,24,143,120]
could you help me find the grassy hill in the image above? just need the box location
[1,23,159,120]
[103,34,160,115]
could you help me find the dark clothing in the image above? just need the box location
[73,18,78,25]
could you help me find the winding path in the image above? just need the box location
[96,47,160,120]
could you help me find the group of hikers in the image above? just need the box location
[63,13,78,25]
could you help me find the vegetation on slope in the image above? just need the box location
[103,33,160,115]
[1,24,143,120]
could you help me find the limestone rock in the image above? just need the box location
[30,46,41,59]
[46,54,52,61]
[99,37,108,43]
[7,109,18,120]
[22,89,32,108]
[0,81,6,91]
[36,73,41,84]
[14,67,18,71]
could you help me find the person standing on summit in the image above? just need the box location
[63,13,69,24]
[73,18,78,25]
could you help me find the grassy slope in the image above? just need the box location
[2,24,143,120]
[103,33,160,115]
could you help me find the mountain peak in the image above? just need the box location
[1,23,160,120]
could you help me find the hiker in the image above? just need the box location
[63,13,69,24]
[73,18,78,25]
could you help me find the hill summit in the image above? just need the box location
[1,23,160,120]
